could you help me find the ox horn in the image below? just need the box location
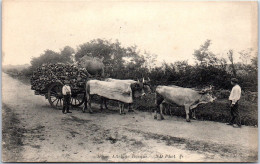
[199,89,205,94]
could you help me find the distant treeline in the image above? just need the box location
[5,39,258,92]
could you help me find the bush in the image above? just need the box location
[4,68,20,76]
[134,93,258,126]
[214,90,230,99]
[20,67,33,77]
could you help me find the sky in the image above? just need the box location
[2,0,258,66]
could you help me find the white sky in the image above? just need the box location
[2,0,258,65]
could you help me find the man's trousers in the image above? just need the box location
[229,101,241,126]
[63,95,71,113]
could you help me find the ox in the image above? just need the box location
[154,85,215,122]
[103,78,151,111]
[82,78,149,114]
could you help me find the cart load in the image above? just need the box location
[30,63,89,109]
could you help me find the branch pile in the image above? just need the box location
[30,63,89,95]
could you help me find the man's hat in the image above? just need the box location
[231,78,238,83]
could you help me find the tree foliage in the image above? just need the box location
[30,46,75,69]
[251,55,258,71]
[193,40,215,66]
[239,48,253,65]
[20,39,257,92]
[60,46,75,63]
[75,39,145,79]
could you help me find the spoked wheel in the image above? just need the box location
[48,83,63,109]
[70,92,86,107]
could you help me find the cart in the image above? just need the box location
[31,63,88,109]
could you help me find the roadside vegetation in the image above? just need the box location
[3,39,258,126]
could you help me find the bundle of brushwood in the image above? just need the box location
[30,63,89,95]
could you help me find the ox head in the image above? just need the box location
[198,85,216,103]
[142,77,152,94]
[131,81,145,98]
[131,78,151,98]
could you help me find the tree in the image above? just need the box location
[239,48,253,65]
[227,49,237,77]
[75,39,113,64]
[190,40,232,88]
[174,60,189,73]
[60,46,75,64]
[193,40,215,66]
[142,51,157,71]
[217,57,227,71]
[31,50,61,69]
[75,39,147,79]
[251,54,257,71]
[31,48,73,69]
[75,39,122,69]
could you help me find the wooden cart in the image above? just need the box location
[31,63,88,109]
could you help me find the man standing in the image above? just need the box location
[227,78,241,128]
[62,80,72,114]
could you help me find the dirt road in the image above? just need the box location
[2,73,258,162]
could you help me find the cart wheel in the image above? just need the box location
[71,92,86,107]
[48,83,63,109]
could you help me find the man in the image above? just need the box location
[227,78,241,128]
[62,80,72,114]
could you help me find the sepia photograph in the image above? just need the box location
[2,0,258,162]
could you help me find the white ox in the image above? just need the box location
[154,85,216,122]
[105,78,137,85]
[83,78,149,114]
